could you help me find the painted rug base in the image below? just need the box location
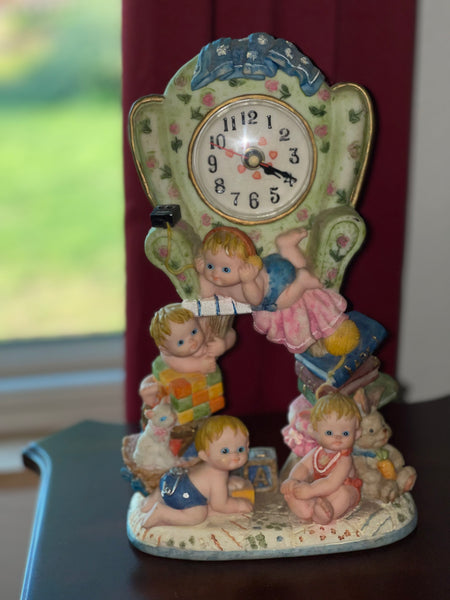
[127,490,417,560]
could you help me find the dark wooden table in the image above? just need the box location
[21,397,450,600]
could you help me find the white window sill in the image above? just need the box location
[0,334,126,471]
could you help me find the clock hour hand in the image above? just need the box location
[260,163,297,187]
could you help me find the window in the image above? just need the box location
[0,0,125,442]
[1,0,124,340]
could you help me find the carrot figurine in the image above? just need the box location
[375,449,397,480]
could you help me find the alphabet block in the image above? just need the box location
[242,447,278,492]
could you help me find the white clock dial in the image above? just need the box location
[188,95,317,224]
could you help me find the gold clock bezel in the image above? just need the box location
[187,94,317,225]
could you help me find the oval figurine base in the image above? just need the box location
[126,490,417,560]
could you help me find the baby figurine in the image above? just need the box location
[281,392,362,525]
[150,303,235,374]
[140,415,253,528]
[195,226,355,355]
[138,304,235,411]
[138,304,236,410]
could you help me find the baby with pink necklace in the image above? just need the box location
[281,392,362,524]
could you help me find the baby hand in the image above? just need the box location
[194,256,205,274]
[201,356,217,373]
[236,498,253,513]
[206,337,226,357]
[281,479,311,500]
[239,261,260,283]
[227,475,246,491]
[139,376,163,407]
[280,478,297,496]
[292,482,312,500]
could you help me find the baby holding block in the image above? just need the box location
[150,303,235,374]
[139,303,235,409]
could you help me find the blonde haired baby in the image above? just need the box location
[280,392,362,524]
[151,303,235,374]
[195,226,266,306]
[195,226,353,355]
[138,303,235,408]
[140,415,253,528]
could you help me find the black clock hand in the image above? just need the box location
[211,142,297,186]
[259,163,297,186]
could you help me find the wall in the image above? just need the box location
[397,0,450,402]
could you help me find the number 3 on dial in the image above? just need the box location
[188,95,317,224]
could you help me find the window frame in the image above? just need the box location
[0,334,125,438]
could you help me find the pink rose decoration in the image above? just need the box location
[201,92,215,107]
[177,273,187,282]
[158,246,168,258]
[265,80,279,92]
[174,75,187,88]
[327,268,338,280]
[326,181,336,196]
[169,122,180,135]
[168,183,180,198]
[314,125,328,138]
[249,230,261,243]
[318,89,330,101]
[146,154,158,169]
[337,235,350,249]
[347,141,361,159]
[201,214,211,227]
[296,208,309,222]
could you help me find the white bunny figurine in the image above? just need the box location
[353,388,416,502]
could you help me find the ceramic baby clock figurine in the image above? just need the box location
[139,415,253,528]
[280,392,362,524]
[124,33,417,559]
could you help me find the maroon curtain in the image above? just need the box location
[122,1,416,423]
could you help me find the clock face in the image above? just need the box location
[188,95,317,224]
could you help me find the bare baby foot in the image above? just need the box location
[141,501,161,529]
[275,228,310,269]
[276,228,308,250]
[313,497,334,525]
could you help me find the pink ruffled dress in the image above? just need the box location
[252,254,347,354]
